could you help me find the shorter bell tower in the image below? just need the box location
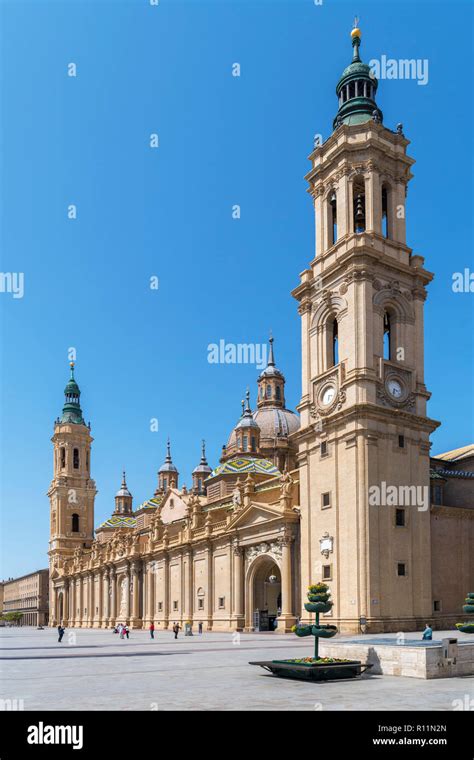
[48,363,97,588]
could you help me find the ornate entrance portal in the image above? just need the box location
[247,555,281,631]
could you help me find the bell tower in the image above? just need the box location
[293,25,439,633]
[48,362,97,585]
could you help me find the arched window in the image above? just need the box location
[260,386,264,398]
[251,436,256,452]
[243,435,248,452]
[381,185,389,238]
[72,514,79,533]
[163,478,168,491]
[86,452,89,473]
[353,182,366,233]
[73,448,79,469]
[198,478,203,493]
[60,448,66,469]
[266,385,271,398]
[330,191,337,245]
[349,81,355,99]
[332,318,339,366]
[276,386,281,400]
[383,312,391,360]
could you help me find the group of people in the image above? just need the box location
[113,623,130,639]
[56,620,208,643]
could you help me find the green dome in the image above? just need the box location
[60,363,86,425]
[332,28,382,130]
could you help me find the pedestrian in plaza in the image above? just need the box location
[173,622,180,640]
[57,625,65,643]
[125,625,130,639]
[422,623,433,641]
[149,622,155,639]
[119,624,125,639]
[198,622,203,635]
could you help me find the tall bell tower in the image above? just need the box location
[48,363,97,614]
[293,25,439,633]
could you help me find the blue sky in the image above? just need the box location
[1,0,473,578]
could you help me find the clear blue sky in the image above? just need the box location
[1,0,473,578]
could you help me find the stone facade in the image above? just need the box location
[48,27,473,634]
[2,570,49,626]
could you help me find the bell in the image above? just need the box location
[355,193,365,220]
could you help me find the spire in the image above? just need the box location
[114,469,133,513]
[332,22,382,130]
[200,439,208,465]
[158,437,179,491]
[192,439,212,493]
[267,334,275,367]
[60,361,86,425]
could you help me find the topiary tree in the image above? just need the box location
[456,592,474,634]
[291,582,338,660]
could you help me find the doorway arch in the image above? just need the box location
[246,554,281,631]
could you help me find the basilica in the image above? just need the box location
[48,26,474,634]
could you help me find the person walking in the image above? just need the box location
[173,622,180,640]
[422,624,433,641]
[149,622,155,639]
[125,625,130,639]
[198,622,203,635]
[119,624,124,639]
[57,625,65,643]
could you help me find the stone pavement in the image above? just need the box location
[0,628,472,711]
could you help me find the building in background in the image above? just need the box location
[1,570,49,626]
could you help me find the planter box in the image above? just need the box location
[250,659,365,681]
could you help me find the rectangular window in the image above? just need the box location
[218,597,225,609]
[320,441,328,457]
[398,435,405,448]
[322,565,332,580]
[198,598,204,610]
[173,600,178,611]
[397,563,406,577]
[433,600,441,612]
[321,492,331,509]
[395,508,405,527]
[157,602,163,612]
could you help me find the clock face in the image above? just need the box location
[321,385,336,406]
[387,379,402,398]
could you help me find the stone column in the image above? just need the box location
[276,531,297,633]
[185,550,193,625]
[102,569,109,628]
[206,542,213,631]
[63,580,70,626]
[78,576,84,626]
[163,553,169,629]
[88,571,94,628]
[147,560,155,626]
[232,544,245,631]
[109,567,116,627]
[125,565,131,622]
[131,561,140,627]
[96,571,103,628]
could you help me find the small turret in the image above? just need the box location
[192,440,212,495]
[157,438,179,492]
[114,471,133,515]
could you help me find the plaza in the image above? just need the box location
[1,628,472,711]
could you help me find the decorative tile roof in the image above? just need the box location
[98,515,136,529]
[134,495,163,512]
[209,456,280,479]
[433,444,474,462]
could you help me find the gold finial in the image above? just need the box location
[351,16,361,38]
